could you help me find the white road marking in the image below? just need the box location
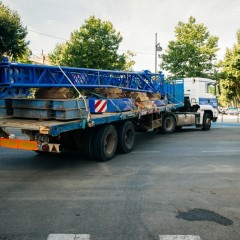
[201,150,240,153]
[159,236,201,240]
[47,234,201,240]
[47,234,90,240]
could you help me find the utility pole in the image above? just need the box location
[155,33,162,73]
[155,33,157,73]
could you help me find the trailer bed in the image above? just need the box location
[0,111,136,135]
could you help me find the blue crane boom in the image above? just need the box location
[0,61,165,98]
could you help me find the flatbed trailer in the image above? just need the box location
[0,61,218,161]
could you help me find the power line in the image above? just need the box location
[28,29,154,55]
[28,29,67,41]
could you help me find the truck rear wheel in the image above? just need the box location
[202,113,211,130]
[82,128,95,159]
[162,114,176,134]
[93,124,117,162]
[117,121,135,153]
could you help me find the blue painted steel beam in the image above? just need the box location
[0,61,184,107]
[0,62,165,94]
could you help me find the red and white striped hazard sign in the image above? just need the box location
[94,99,107,113]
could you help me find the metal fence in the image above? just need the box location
[218,113,240,123]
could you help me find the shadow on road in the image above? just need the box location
[0,148,97,171]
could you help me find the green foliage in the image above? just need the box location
[219,30,240,107]
[0,1,29,59]
[49,43,66,65]
[49,16,135,70]
[14,47,32,63]
[160,16,219,79]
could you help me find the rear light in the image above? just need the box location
[40,143,61,153]
[42,144,49,152]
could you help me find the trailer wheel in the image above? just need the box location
[82,128,95,159]
[117,121,135,153]
[202,113,211,130]
[93,124,118,162]
[162,114,176,134]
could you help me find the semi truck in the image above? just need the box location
[0,60,218,161]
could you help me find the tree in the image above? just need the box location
[0,1,29,59]
[219,30,240,107]
[49,16,135,70]
[18,48,32,63]
[49,43,67,66]
[160,16,219,79]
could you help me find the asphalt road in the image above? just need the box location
[0,123,240,240]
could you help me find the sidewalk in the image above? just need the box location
[213,114,240,128]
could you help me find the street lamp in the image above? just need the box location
[155,33,162,73]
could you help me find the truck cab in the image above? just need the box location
[183,77,218,122]
[166,77,218,132]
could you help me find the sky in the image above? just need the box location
[2,0,240,72]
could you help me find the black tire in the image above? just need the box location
[82,128,95,159]
[92,124,118,162]
[162,114,176,134]
[117,121,135,153]
[202,113,211,130]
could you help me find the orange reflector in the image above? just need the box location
[0,138,38,151]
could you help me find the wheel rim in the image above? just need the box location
[125,128,134,148]
[104,132,116,155]
[165,117,174,130]
[206,117,211,127]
